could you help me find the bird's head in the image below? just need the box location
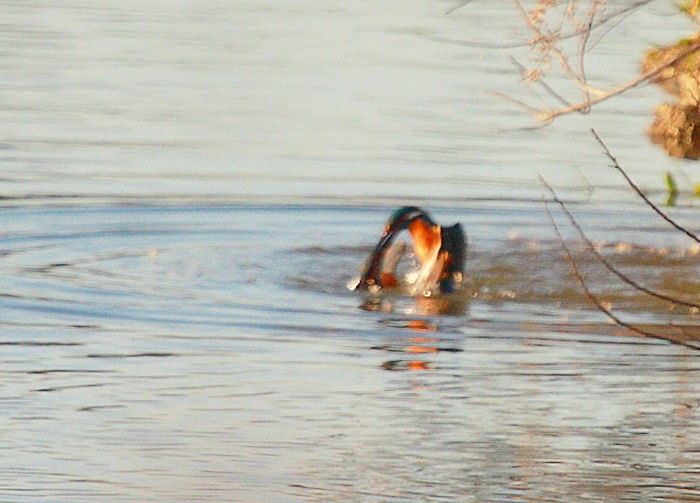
[357,207,436,290]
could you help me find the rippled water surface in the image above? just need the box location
[1,1,699,502]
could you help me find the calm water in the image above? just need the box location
[1,1,699,502]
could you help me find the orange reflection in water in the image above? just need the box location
[406,345,438,354]
[381,360,435,371]
[406,320,437,332]
[374,315,464,371]
[410,336,438,343]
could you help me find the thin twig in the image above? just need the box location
[543,199,696,349]
[486,90,549,117]
[591,129,700,244]
[427,0,654,50]
[584,0,635,53]
[511,0,592,91]
[445,0,477,15]
[540,176,700,310]
[510,56,573,109]
[537,40,700,121]
[577,6,596,112]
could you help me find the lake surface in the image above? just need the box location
[1,1,698,502]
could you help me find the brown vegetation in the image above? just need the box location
[644,35,700,158]
[494,1,700,134]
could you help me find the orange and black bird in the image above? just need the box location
[355,206,466,294]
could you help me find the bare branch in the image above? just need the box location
[591,129,700,244]
[511,0,594,92]
[537,39,700,121]
[540,176,700,310]
[445,0,478,16]
[577,6,597,112]
[486,90,549,117]
[427,0,655,50]
[543,199,698,349]
[511,55,575,109]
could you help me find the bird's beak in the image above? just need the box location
[354,225,401,290]
[371,227,396,258]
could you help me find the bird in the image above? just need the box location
[353,206,466,295]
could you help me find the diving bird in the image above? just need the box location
[353,206,466,295]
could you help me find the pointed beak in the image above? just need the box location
[371,227,395,257]
[355,225,400,290]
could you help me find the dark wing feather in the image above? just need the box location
[438,223,466,292]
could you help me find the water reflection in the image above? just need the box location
[359,292,470,316]
[347,234,699,320]
[0,203,698,502]
[376,319,463,364]
[1,0,699,498]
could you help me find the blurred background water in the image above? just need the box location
[0,1,698,501]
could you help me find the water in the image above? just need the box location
[1,1,699,502]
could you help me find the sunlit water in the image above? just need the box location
[1,1,699,502]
